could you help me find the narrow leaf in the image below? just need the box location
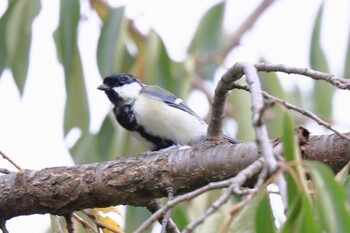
[281,194,318,233]
[5,0,40,94]
[282,111,296,162]
[282,111,300,207]
[310,2,333,117]
[256,194,276,233]
[54,0,90,135]
[54,0,80,75]
[230,91,255,141]
[335,162,350,184]
[343,176,350,207]
[229,194,264,233]
[64,56,90,135]
[307,161,350,233]
[188,1,225,79]
[189,1,225,54]
[143,30,161,84]
[97,7,126,76]
[0,2,14,77]
[260,72,285,138]
[71,117,121,163]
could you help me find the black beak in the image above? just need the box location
[97,84,112,91]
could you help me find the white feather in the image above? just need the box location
[112,82,142,103]
[133,94,207,145]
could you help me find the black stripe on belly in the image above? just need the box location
[114,105,174,151]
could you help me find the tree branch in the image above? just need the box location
[1,132,350,221]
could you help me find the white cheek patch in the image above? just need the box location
[112,82,142,101]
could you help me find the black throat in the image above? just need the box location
[105,91,122,105]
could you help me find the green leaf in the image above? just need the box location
[343,175,350,207]
[143,30,161,84]
[313,81,333,118]
[0,3,13,77]
[70,131,97,164]
[157,42,189,99]
[195,196,232,233]
[335,162,350,184]
[63,55,90,135]
[71,116,122,163]
[256,194,276,233]
[54,0,89,135]
[188,1,225,80]
[310,2,328,72]
[260,72,285,138]
[282,111,296,162]
[171,203,189,230]
[97,6,127,76]
[230,90,255,141]
[282,111,299,206]
[281,194,318,233]
[49,215,67,233]
[280,112,320,233]
[189,1,225,55]
[229,194,265,233]
[310,2,333,118]
[307,161,350,233]
[125,206,151,233]
[143,31,187,96]
[4,0,41,94]
[54,0,80,75]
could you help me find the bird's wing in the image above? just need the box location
[142,85,200,118]
[223,135,242,144]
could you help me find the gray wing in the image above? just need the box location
[223,135,242,144]
[142,84,201,118]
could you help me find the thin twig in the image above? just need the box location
[183,158,265,233]
[241,63,288,211]
[242,63,277,172]
[229,193,255,215]
[64,214,74,233]
[208,63,245,138]
[183,184,237,233]
[255,62,350,90]
[183,182,258,233]
[134,158,264,233]
[161,187,175,233]
[231,83,350,141]
[0,150,22,171]
[217,0,276,59]
[146,200,180,233]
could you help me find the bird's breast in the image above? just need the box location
[114,105,138,131]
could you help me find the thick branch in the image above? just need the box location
[1,132,350,220]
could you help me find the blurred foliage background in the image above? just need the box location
[1,0,350,232]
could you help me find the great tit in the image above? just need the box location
[98,73,240,151]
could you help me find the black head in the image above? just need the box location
[98,73,142,105]
[98,73,140,90]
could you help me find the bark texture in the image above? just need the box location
[0,132,349,220]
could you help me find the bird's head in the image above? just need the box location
[98,73,142,105]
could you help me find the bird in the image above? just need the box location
[97,73,240,151]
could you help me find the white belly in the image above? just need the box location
[133,95,207,145]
